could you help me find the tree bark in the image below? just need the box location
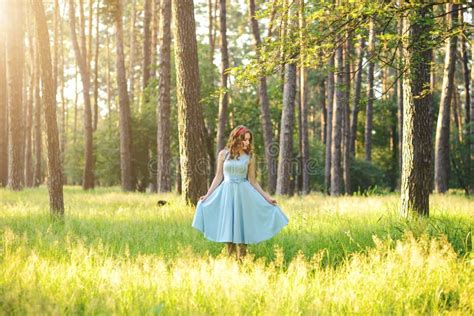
[343,33,352,195]
[69,0,95,189]
[350,37,365,157]
[324,54,334,193]
[6,0,25,191]
[93,0,100,131]
[434,4,458,194]
[143,0,152,91]
[111,0,134,191]
[400,1,433,217]
[299,0,309,195]
[276,63,297,195]
[248,0,277,194]
[396,1,404,188]
[364,17,375,162]
[157,0,172,192]
[216,0,230,156]
[330,35,343,196]
[25,27,34,187]
[172,0,209,205]
[128,0,137,105]
[32,0,65,216]
[0,32,7,187]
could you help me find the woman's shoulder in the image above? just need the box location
[218,148,229,161]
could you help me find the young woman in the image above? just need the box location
[192,125,289,260]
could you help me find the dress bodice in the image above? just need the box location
[223,150,250,183]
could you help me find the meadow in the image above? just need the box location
[0,186,472,314]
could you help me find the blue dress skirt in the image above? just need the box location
[192,151,289,244]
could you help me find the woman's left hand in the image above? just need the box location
[266,196,278,205]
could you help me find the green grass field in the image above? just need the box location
[0,186,472,314]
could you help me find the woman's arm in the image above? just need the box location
[199,149,225,200]
[247,155,278,205]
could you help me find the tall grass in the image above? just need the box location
[0,186,472,314]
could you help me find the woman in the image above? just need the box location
[192,125,289,260]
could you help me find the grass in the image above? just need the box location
[0,186,472,314]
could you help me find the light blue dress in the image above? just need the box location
[192,150,289,244]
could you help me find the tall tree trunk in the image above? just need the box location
[216,0,230,155]
[299,0,309,194]
[172,0,209,205]
[350,37,365,157]
[157,0,172,192]
[434,4,458,194]
[128,0,137,105]
[33,37,42,187]
[276,63,297,195]
[150,0,160,80]
[460,11,471,192]
[248,0,277,194]
[143,0,152,91]
[330,32,343,196]
[343,33,352,195]
[324,54,334,193]
[6,0,25,191]
[93,0,100,131]
[470,7,474,193]
[32,0,65,216]
[364,17,375,162]
[69,0,94,189]
[396,1,404,189]
[25,28,34,187]
[112,0,134,191]
[208,0,214,61]
[400,1,433,217]
[320,78,327,144]
[0,32,7,187]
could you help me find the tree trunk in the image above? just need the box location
[157,0,172,192]
[460,11,471,192]
[69,0,94,189]
[400,1,433,217]
[32,0,65,216]
[364,17,375,162]
[93,0,100,131]
[25,29,34,187]
[112,0,134,191]
[248,0,277,194]
[434,4,458,194]
[320,78,327,144]
[343,33,352,195]
[150,0,160,80]
[33,37,42,187]
[276,63,296,195]
[172,0,209,205]
[0,32,7,187]
[128,0,137,105]
[216,0,230,155]
[299,0,309,195]
[330,35,343,196]
[143,0,152,91]
[6,0,25,191]
[396,1,404,189]
[350,37,365,157]
[324,54,334,193]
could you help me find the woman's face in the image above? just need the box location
[241,132,251,150]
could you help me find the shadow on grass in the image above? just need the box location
[1,210,472,268]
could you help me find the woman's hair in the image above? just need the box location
[225,125,253,159]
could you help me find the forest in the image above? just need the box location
[0,0,473,314]
[0,0,473,213]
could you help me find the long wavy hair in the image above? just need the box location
[225,125,254,160]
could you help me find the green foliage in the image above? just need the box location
[94,117,121,186]
[350,158,389,194]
